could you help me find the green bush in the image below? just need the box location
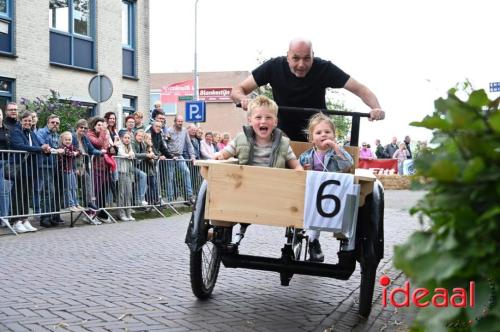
[393,84,500,331]
[20,90,88,133]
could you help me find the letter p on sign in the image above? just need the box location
[185,101,206,122]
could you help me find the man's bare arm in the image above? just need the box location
[231,75,259,110]
[344,77,385,121]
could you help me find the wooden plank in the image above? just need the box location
[206,163,306,228]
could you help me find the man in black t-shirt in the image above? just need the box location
[231,38,385,141]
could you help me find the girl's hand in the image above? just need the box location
[320,139,337,150]
[302,163,312,170]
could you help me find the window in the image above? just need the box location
[122,95,136,115]
[0,77,14,112]
[122,1,136,78]
[0,0,14,54]
[49,0,95,70]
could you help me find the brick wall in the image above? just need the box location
[0,0,150,125]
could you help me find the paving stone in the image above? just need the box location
[0,190,425,331]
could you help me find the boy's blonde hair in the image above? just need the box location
[247,95,278,117]
[306,113,336,143]
[59,131,73,145]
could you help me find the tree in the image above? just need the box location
[20,90,89,133]
[394,83,500,331]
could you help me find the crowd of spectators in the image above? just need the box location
[0,102,231,234]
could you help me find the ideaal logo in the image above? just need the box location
[380,275,496,328]
[380,275,475,308]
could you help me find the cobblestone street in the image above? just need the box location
[0,190,425,332]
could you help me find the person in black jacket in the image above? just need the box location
[9,111,51,232]
[0,106,13,225]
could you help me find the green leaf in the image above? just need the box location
[489,111,500,133]
[468,90,489,108]
[462,157,485,183]
[411,115,451,131]
[429,159,460,182]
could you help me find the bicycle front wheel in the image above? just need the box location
[190,240,221,299]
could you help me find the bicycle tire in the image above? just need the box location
[190,240,221,299]
[189,186,221,299]
[358,263,377,317]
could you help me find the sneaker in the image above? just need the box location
[128,215,136,221]
[119,215,130,222]
[70,206,80,212]
[309,239,325,262]
[13,221,28,233]
[97,214,111,223]
[76,205,84,210]
[140,200,148,206]
[23,220,38,232]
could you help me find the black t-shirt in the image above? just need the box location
[252,56,350,141]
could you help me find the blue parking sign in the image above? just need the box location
[185,101,206,122]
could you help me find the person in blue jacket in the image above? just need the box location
[9,111,51,232]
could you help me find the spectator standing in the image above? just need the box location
[393,143,410,175]
[9,111,50,232]
[143,133,160,204]
[217,132,230,151]
[3,102,19,132]
[200,132,216,160]
[212,132,221,152]
[37,114,65,228]
[404,135,412,159]
[165,114,196,205]
[384,136,398,159]
[131,129,149,206]
[134,111,146,131]
[359,142,375,159]
[31,112,40,134]
[58,131,82,212]
[118,115,135,137]
[104,111,120,203]
[374,139,386,158]
[86,117,111,223]
[73,119,103,220]
[116,132,135,221]
[150,101,162,121]
[184,124,200,160]
[0,108,12,224]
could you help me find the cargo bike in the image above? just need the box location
[185,108,384,317]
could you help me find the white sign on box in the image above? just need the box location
[303,171,360,237]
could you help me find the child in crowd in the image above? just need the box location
[116,132,135,221]
[217,132,230,151]
[298,113,354,262]
[144,133,160,205]
[59,131,82,212]
[214,95,302,243]
[392,142,409,175]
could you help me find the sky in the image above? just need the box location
[149,0,499,146]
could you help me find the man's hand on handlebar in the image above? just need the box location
[236,99,250,111]
[369,108,385,121]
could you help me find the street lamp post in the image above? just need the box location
[194,0,199,102]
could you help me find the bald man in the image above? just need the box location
[231,38,384,142]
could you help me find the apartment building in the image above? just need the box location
[0,0,150,122]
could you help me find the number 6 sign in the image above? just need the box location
[304,171,360,235]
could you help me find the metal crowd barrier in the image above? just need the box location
[0,150,204,235]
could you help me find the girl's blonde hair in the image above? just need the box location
[59,131,73,145]
[306,113,336,143]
